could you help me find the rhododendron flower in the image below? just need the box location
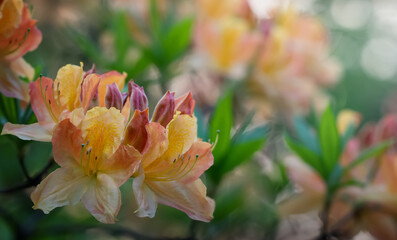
[132,91,215,222]
[249,6,341,117]
[194,18,260,78]
[1,63,126,142]
[31,107,142,223]
[0,0,42,102]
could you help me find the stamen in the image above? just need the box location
[211,130,220,151]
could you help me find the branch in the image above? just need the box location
[0,159,54,194]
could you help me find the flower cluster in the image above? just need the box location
[192,1,341,117]
[0,0,42,102]
[1,63,215,224]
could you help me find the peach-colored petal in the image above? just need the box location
[54,64,84,111]
[142,122,169,170]
[3,5,42,61]
[0,0,23,38]
[52,119,84,168]
[146,179,215,222]
[58,107,85,128]
[278,193,323,217]
[162,114,197,163]
[1,122,53,141]
[80,73,100,112]
[132,166,158,218]
[98,71,126,107]
[31,168,89,214]
[0,58,30,102]
[175,92,195,116]
[81,107,124,161]
[81,173,121,224]
[123,109,149,153]
[99,144,142,186]
[29,76,58,124]
[179,141,214,184]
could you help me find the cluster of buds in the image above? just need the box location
[1,63,215,224]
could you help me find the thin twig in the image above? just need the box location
[41,223,196,240]
[0,159,54,194]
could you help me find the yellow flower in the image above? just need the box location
[31,107,142,223]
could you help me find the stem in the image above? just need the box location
[40,223,196,240]
[0,159,54,194]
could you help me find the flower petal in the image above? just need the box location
[81,173,121,224]
[142,122,169,170]
[52,119,84,168]
[81,107,124,161]
[147,179,215,222]
[99,144,142,186]
[179,141,214,183]
[0,59,30,102]
[98,71,126,107]
[54,64,84,111]
[80,73,100,112]
[29,76,59,124]
[105,82,123,110]
[124,109,149,153]
[1,122,53,142]
[132,167,158,218]
[31,168,89,214]
[162,114,197,163]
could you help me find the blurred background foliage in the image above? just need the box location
[1,0,397,239]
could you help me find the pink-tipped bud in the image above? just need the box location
[152,91,175,127]
[175,92,195,116]
[128,81,148,112]
[105,82,123,111]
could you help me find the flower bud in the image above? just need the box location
[175,92,195,116]
[128,81,148,112]
[152,91,175,127]
[105,82,123,111]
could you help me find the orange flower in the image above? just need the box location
[0,0,42,102]
[132,92,215,222]
[31,107,142,223]
[1,63,126,142]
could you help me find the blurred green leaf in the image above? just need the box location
[213,185,245,221]
[210,91,233,160]
[221,126,267,175]
[286,136,323,176]
[293,117,320,154]
[319,106,340,176]
[111,12,132,65]
[161,17,194,61]
[343,140,393,175]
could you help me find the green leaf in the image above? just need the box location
[319,106,340,176]
[286,136,323,176]
[194,107,208,141]
[343,140,393,175]
[220,126,267,175]
[213,185,245,221]
[293,117,321,154]
[112,12,132,65]
[161,17,194,61]
[210,91,233,160]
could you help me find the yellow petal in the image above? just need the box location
[81,173,121,224]
[161,114,197,163]
[337,110,361,135]
[54,64,84,111]
[81,107,124,161]
[31,168,89,214]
